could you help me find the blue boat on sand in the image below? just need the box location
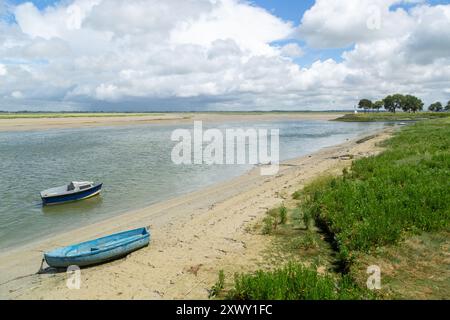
[44,227,150,268]
[40,181,102,205]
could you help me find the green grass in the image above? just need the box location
[217,118,449,300]
[209,270,225,298]
[350,231,450,299]
[290,231,319,250]
[301,118,450,264]
[261,206,288,234]
[335,112,450,122]
[226,262,375,300]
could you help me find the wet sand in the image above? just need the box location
[0,112,344,132]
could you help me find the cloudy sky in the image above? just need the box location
[0,0,449,111]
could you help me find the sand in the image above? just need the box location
[0,125,394,300]
[0,112,343,132]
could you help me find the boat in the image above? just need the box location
[40,181,102,205]
[44,227,150,268]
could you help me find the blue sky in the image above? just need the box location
[8,0,61,10]
[10,0,450,18]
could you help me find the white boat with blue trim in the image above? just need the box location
[40,181,102,205]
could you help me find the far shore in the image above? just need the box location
[0,126,394,299]
[0,112,345,132]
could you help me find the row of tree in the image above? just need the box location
[358,94,450,113]
[428,101,450,112]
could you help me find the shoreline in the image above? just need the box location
[0,126,395,299]
[0,112,344,132]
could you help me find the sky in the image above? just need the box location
[0,0,449,111]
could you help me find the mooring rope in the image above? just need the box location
[0,258,49,287]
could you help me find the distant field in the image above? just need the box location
[0,113,166,119]
[335,112,450,122]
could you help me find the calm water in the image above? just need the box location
[0,120,386,250]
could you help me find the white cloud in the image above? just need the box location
[11,90,23,99]
[95,83,120,101]
[280,43,304,58]
[14,0,100,40]
[405,4,450,64]
[170,0,293,56]
[298,0,415,48]
[0,0,449,111]
[0,63,7,76]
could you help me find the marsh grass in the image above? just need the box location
[226,262,375,300]
[290,232,319,250]
[279,206,287,224]
[350,231,450,299]
[209,270,225,298]
[292,190,302,200]
[301,119,450,264]
[262,216,275,235]
[262,206,288,234]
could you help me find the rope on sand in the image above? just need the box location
[0,259,49,287]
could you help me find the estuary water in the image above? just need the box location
[0,120,386,250]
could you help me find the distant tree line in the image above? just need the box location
[358,94,450,113]
[428,101,450,112]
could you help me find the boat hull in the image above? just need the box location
[41,183,102,205]
[44,227,150,268]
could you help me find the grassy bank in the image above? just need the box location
[303,118,449,263]
[214,118,449,300]
[335,112,450,122]
[226,262,374,300]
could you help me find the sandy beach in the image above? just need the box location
[0,112,343,132]
[0,125,394,300]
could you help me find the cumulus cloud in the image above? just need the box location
[404,4,450,64]
[280,43,304,58]
[0,0,449,110]
[297,0,416,48]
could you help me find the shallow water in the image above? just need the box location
[0,120,386,250]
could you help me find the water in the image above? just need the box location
[0,120,386,250]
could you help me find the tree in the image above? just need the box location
[383,94,404,113]
[373,100,383,112]
[445,100,450,111]
[358,99,373,113]
[402,95,424,113]
[428,102,443,112]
